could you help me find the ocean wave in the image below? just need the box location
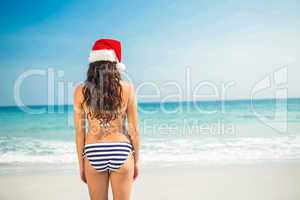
[0,136,77,163]
[140,136,300,164]
[1,135,300,164]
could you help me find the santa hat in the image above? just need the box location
[88,38,126,71]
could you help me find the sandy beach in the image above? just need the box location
[1,162,300,200]
[1,0,300,199]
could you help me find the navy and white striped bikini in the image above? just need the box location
[82,142,133,172]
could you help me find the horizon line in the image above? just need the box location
[0,96,299,108]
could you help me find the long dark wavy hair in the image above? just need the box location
[82,60,123,125]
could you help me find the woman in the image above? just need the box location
[73,38,140,200]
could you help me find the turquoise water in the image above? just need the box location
[0,98,300,164]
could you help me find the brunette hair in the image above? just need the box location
[82,60,123,125]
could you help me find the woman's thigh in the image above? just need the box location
[110,152,134,200]
[84,157,109,200]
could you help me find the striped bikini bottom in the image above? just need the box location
[83,142,133,172]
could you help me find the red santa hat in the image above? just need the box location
[88,38,126,71]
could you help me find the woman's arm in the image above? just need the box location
[73,84,86,169]
[127,83,140,165]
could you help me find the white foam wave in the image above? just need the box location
[1,136,300,164]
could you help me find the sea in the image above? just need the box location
[1,98,300,168]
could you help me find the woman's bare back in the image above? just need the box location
[80,80,133,144]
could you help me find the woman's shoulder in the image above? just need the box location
[120,80,134,91]
[73,83,85,103]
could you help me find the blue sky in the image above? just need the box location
[0,0,300,106]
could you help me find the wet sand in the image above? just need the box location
[0,162,300,200]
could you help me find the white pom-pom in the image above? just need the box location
[117,62,126,71]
